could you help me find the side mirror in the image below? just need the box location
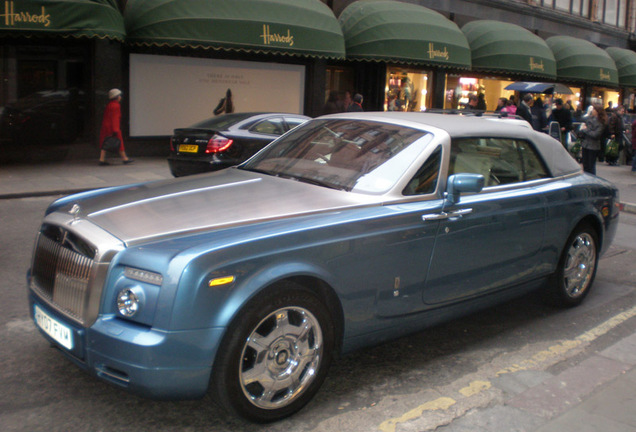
[446,173,484,205]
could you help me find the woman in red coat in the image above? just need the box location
[99,88,133,165]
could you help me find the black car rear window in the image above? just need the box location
[188,113,257,130]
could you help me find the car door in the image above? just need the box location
[422,137,548,305]
[373,146,445,317]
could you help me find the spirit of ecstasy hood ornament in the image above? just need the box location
[69,204,81,218]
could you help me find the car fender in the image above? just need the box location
[170,254,343,332]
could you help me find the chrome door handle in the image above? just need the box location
[448,208,473,217]
[421,213,449,221]
[421,208,473,222]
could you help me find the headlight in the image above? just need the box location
[116,287,144,317]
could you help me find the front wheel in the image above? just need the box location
[211,282,335,422]
[547,224,599,307]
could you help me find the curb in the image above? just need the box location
[0,189,95,200]
[624,202,636,214]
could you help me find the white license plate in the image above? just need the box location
[34,305,73,350]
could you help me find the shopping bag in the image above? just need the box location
[604,139,619,159]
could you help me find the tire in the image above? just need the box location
[547,224,599,307]
[211,282,335,422]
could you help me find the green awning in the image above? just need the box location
[0,0,125,41]
[546,36,618,87]
[461,20,556,79]
[606,47,636,88]
[338,0,471,68]
[124,0,345,59]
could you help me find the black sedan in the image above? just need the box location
[167,112,310,177]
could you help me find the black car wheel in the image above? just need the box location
[211,282,335,422]
[548,223,599,307]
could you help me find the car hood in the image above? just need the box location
[59,168,379,245]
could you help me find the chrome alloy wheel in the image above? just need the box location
[239,306,323,410]
[563,232,596,298]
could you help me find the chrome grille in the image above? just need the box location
[31,231,94,324]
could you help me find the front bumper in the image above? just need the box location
[28,292,224,400]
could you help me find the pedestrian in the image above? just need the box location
[631,117,636,173]
[573,104,584,122]
[516,93,534,125]
[548,98,573,147]
[606,105,625,166]
[323,90,341,115]
[99,88,133,166]
[346,93,364,112]
[531,96,548,132]
[578,104,607,175]
[495,97,507,112]
[387,93,400,111]
[213,88,234,116]
[476,92,487,110]
[543,95,553,119]
[341,91,352,112]
[501,99,517,117]
[465,93,480,110]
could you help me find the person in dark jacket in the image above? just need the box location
[516,93,534,125]
[495,97,507,112]
[548,98,573,147]
[323,90,341,115]
[579,104,608,175]
[465,93,480,110]
[476,93,487,110]
[631,117,636,172]
[346,93,364,112]
[531,96,548,132]
[606,105,625,166]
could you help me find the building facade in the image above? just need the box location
[1,0,635,160]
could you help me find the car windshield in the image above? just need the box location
[188,113,257,130]
[240,119,431,194]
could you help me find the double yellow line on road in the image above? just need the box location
[379,305,636,432]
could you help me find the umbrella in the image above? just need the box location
[504,82,574,94]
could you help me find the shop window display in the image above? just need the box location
[385,69,431,112]
[324,66,355,114]
[445,76,515,111]
[0,43,89,158]
[590,88,620,112]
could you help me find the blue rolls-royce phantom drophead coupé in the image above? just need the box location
[27,112,619,422]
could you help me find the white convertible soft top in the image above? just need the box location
[322,111,582,178]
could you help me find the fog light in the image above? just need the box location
[117,287,144,317]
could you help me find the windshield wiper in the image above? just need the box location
[293,176,345,191]
[239,167,279,177]
[242,167,345,191]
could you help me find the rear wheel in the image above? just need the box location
[211,282,335,422]
[547,224,599,307]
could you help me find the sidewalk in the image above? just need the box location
[0,156,634,212]
[595,162,636,214]
[0,157,173,199]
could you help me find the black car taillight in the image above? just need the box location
[206,134,233,153]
